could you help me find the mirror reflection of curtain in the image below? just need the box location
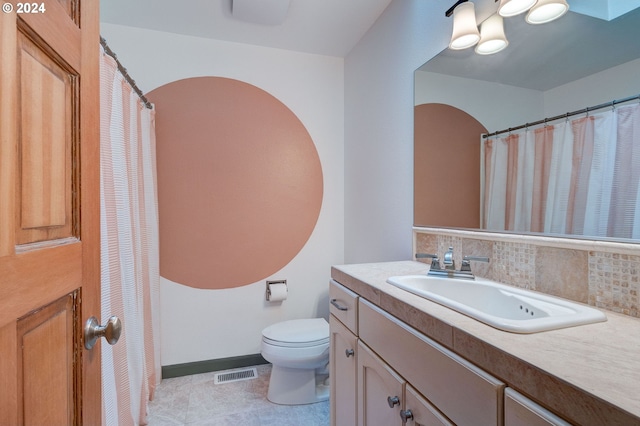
[483,103,640,239]
[100,48,160,425]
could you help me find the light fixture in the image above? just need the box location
[475,14,508,55]
[497,0,536,17]
[448,1,480,50]
[444,0,568,54]
[526,0,569,24]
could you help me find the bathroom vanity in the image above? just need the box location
[329,261,640,426]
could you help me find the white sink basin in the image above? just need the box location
[386,275,607,333]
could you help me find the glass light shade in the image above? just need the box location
[449,2,480,50]
[498,0,536,17]
[526,0,569,24]
[475,14,508,55]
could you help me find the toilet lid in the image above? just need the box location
[262,318,329,347]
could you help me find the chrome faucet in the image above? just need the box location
[416,247,489,280]
[443,247,455,270]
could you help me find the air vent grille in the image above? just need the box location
[214,368,258,384]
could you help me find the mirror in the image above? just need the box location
[414,5,640,241]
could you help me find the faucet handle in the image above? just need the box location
[416,253,437,259]
[460,255,490,272]
[415,253,441,271]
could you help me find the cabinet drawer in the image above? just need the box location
[330,280,359,334]
[359,299,505,426]
[505,388,571,426]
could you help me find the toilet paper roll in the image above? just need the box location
[267,283,288,302]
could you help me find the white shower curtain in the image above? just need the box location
[100,47,161,426]
[483,103,640,239]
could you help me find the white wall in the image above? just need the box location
[544,57,640,117]
[101,23,344,365]
[344,0,450,263]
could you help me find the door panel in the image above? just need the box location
[330,315,358,426]
[18,293,79,425]
[357,341,404,426]
[17,28,77,243]
[0,1,101,425]
[405,384,454,426]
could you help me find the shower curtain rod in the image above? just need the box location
[482,93,640,138]
[100,36,153,109]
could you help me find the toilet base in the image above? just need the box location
[266,365,330,405]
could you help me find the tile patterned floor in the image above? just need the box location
[148,364,330,425]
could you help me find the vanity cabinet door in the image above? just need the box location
[330,315,358,426]
[357,341,404,426]
[404,384,454,426]
[505,388,571,426]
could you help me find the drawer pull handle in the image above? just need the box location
[387,395,400,408]
[400,409,414,422]
[345,349,355,358]
[330,299,348,311]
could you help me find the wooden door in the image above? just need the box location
[330,315,358,426]
[357,341,404,426]
[0,1,101,425]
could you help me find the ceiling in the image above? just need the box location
[101,0,640,89]
[420,1,640,91]
[100,0,393,57]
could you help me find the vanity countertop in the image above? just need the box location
[331,261,640,426]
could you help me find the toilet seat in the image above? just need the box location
[262,318,329,348]
[262,336,329,348]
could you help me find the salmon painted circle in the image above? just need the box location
[148,77,323,289]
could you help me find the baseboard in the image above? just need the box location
[162,353,268,379]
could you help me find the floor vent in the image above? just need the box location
[214,368,258,384]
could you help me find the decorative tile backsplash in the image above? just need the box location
[492,241,536,290]
[589,252,640,317]
[414,228,640,318]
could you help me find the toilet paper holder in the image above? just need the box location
[266,280,287,301]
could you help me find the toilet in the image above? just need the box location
[261,318,330,405]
